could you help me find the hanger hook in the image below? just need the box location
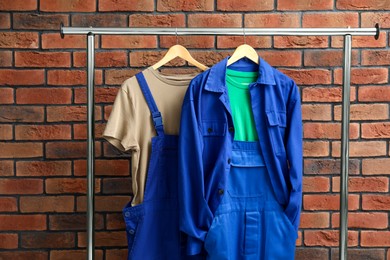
[175,27,178,45]
[243,27,246,44]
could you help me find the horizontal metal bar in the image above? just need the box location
[61,24,379,38]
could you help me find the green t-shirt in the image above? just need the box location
[226,68,259,141]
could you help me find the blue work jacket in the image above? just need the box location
[178,57,303,255]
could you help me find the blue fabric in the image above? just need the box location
[123,73,205,260]
[204,141,296,259]
[178,57,303,255]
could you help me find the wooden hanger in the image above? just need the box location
[152,44,208,71]
[227,43,259,66]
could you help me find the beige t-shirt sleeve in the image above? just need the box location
[103,84,138,152]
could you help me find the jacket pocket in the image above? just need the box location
[201,121,226,136]
[266,111,286,155]
[123,203,144,255]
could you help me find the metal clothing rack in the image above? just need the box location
[60,24,380,260]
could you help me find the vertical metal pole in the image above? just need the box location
[87,32,95,260]
[339,34,352,260]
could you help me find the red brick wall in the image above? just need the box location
[0,0,389,259]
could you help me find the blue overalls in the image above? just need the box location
[122,73,204,260]
[204,141,296,259]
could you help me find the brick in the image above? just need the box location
[106,249,128,260]
[13,13,68,30]
[303,176,330,192]
[245,13,300,28]
[0,87,13,104]
[42,34,89,49]
[74,159,130,176]
[274,36,328,49]
[46,141,102,159]
[332,212,388,229]
[362,50,390,65]
[0,215,46,231]
[304,159,359,175]
[0,197,17,212]
[0,0,37,10]
[103,178,131,194]
[47,70,103,86]
[106,213,125,230]
[299,212,329,229]
[73,52,127,68]
[46,178,100,194]
[331,249,386,260]
[40,0,95,11]
[304,123,359,139]
[218,0,272,11]
[304,50,359,67]
[0,32,38,48]
[160,36,215,49]
[192,51,231,66]
[130,14,185,27]
[337,0,390,10]
[77,195,129,212]
[72,14,127,27]
[20,196,74,213]
[0,161,13,176]
[158,0,213,11]
[16,161,71,177]
[0,233,17,249]
[16,88,72,105]
[303,194,359,210]
[302,104,331,121]
[332,31,387,48]
[334,104,388,121]
[261,51,302,67]
[0,124,12,140]
[105,69,139,85]
[0,252,47,260]
[101,35,156,49]
[281,69,331,85]
[363,195,390,210]
[0,178,43,194]
[47,106,102,122]
[15,125,71,140]
[217,36,271,49]
[361,231,390,247]
[0,51,12,66]
[363,158,390,175]
[295,248,329,260]
[15,51,70,67]
[0,69,44,85]
[359,86,390,102]
[286,0,335,10]
[188,14,242,28]
[303,141,329,157]
[21,232,75,248]
[362,123,390,139]
[0,106,44,123]
[333,177,389,192]
[332,141,387,157]
[304,230,358,246]
[50,250,103,260]
[99,0,153,11]
[73,123,106,140]
[362,12,390,28]
[0,13,10,29]
[0,142,43,158]
[335,68,388,85]
[302,12,359,27]
[49,214,104,231]
[78,231,126,247]
[302,87,356,102]
[130,51,186,67]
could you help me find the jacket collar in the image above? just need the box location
[205,56,276,93]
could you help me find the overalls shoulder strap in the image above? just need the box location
[135,72,165,136]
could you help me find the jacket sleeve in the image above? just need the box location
[284,81,303,236]
[178,85,213,255]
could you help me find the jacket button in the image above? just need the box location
[207,127,213,133]
[129,229,135,235]
[218,189,224,195]
[228,126,234,132]
[227,158,231,164]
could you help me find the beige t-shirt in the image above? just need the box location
[103,67,198,206]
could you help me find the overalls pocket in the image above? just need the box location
[243,211,260,256]
[123,203,144,255]
[266,111,287,155]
